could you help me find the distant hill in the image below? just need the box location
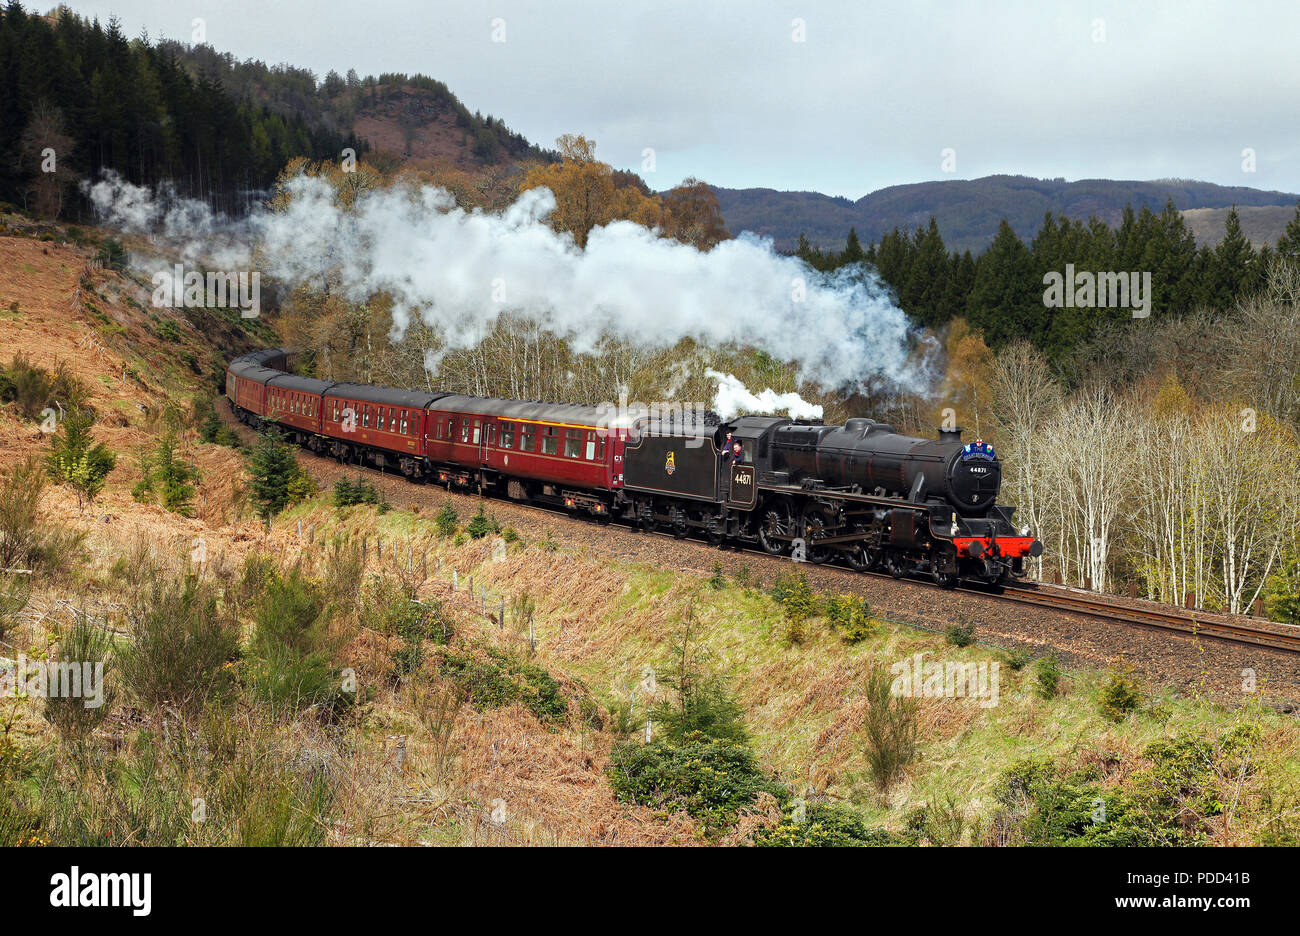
[714,175,1300,254]
[1182,205,1298,248]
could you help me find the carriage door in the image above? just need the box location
[480,421,494,465]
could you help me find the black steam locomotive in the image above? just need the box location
[625,415,1040,587]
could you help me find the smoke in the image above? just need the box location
[84,170,930,393]
[707,370,824,420]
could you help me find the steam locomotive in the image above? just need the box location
[227,349,1041,586]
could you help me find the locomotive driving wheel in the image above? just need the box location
[884,551,909,579]
[845,541,880,573]
[799,502,835,564]
[757,497,794,555]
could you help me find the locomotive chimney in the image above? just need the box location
[938,426,963,443]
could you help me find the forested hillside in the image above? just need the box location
[797,203,1300,362]
[0,4,366,218]
[717,175,1300,253]
[0,4,547,220]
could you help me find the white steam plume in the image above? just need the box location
[84,171,930,392]
[707,370,824,420]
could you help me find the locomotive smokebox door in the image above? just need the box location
[727,463,757,508]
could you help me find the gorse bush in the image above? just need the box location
[42,613,115,742]
[0,576,30,644]
[116,572,240,719]
[607,731,783,835]
[0,354,88,420]
[1097,670,1143,721]
[1035,654,1062,700]
[771,570,819,624]
[0,457,83,574]
[439,644,567,726]
[244,568,351,720]
[863,660,919,791]
[825,594,874,642]
[991,728,1260,846]
[945,620,976,647]
[755,801,895,847]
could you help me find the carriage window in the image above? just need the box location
[500,422,514,449]
[520,424,536,452]
[541,426,558,455]
[378,409,387,431]
[472,421,481,444]
[585,430,597,460]
[400,412,409,434]
[362,406,371,428]
[564,428,583,458]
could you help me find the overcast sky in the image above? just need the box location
[52,0,1300,198]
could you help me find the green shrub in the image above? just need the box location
[0,577,30,644]
[826,594,875,643]
[649,613,748,745]
[771,570,819,623]
[332,475,384,509]
[607,732,782,834]
[116,573,240,718]
[708,562,726,589]
[42,613,116,742]
[0,354,88,420]
[95,237,127,270]
[434,504,458,537]
[863,660,918,791]
[439,645,567,726]
[244,568,351,720]
[1097,670,1143,722]
[197,400,240,447]
[1004,647,1031,671]
[501,525,519,543]
[755,801,896,846]
[466,505,499,539]
[1034,654,1062,700]
[945,619,976,647]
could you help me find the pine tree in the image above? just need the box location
[45,412,116,509]
[1208,207,1257,308]
[840,227,866,266]
[1276,201,1300,261]
[967,220,1039,350]
[245,432,300,522]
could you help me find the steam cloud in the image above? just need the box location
[84,171,928,393]
[707,370,824,420]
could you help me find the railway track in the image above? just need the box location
[221,402,1300,658]
[995,582,1300,655]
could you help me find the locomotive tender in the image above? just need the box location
[227,349,1041,586]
